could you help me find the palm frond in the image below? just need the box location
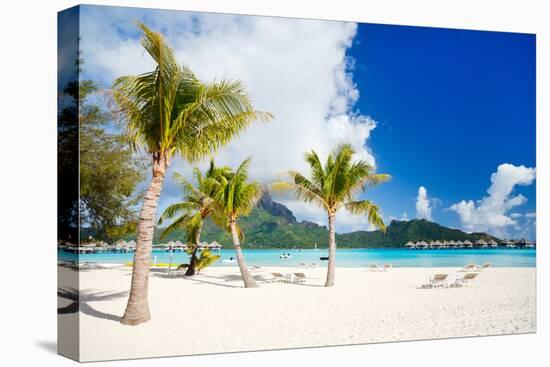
[157,202,198,225]
[344,200,386,232]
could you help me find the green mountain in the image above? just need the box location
[153,193,499,248]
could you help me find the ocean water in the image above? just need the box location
[58,248,536,268]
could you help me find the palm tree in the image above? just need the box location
[212,158,262,288]
[158,161,229,276]
[111,22,272,325]
[273,144,390,287]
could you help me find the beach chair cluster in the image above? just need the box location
[368,263,392,271]
[422,263,492,289]
[269,272,307,284]
[462,262,492,272]
[424,272,479,288]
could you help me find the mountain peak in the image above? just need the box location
[258,192,297,223]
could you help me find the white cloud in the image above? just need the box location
[415,186,433,221]
[525,212,536,218]
[79,7,380,230]
[449,163,536,237]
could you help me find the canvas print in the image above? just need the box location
[57,4,536,362]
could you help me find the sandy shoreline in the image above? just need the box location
[58,265,536,361]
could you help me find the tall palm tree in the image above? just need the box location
[212,158,262,288]
[158,161,229,276]
[273,144,390,287]
[111,22,272,325]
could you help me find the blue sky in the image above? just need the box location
[73,5,536,239]
[347,24,536,238]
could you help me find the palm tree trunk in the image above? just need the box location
[121,154,168,326]
[185,246,200,276]
[229,220,258,288]
[324,212,337,287]
[186,221,203,276]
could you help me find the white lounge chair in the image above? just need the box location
[429,274,449,288]
[382,263,392,271]
[269,272,285,283]
[249,265,262,272]
[479,262,492,270]
[462,264,478,272]
[454,272,478,287]
[368,263,381,271]
[293,272,306,283]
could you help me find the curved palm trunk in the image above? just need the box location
[185,225,202,276]
[121,155,168,326]
[185,246,200,276]
[324,212,337,287]
[229,220,258,288]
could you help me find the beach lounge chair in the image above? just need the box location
[269,272,285,283]
[462,264,477,272]
[299,262,307,267]
[382,263,392,271]
[308,263,319,268]
[249,265,262,271]
[454,272,479,287]
[480,262,492,269]
[368,263,381,271]
[293,273,306,283]
[429,274,449,288]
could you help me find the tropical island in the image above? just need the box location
[77,193,506,249]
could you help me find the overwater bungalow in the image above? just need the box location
[173,240,186,252]
[463,240,473,249]
[405,241,416,249]
[476,239,487,248]
[448,240,457,249]
[488,239,498,248]
[505,240,516,249]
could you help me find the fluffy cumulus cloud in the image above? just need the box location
[415,186,433,221]
[449,164,536,237]
[79,6,380,233]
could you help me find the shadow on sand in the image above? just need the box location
[57,288,127,322]
[152,269,325,288]
[35,340,57,354]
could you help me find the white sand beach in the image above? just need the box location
[58,265,536,361]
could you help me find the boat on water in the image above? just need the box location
[320,256,329,261]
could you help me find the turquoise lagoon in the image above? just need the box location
[59,248,536,268]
